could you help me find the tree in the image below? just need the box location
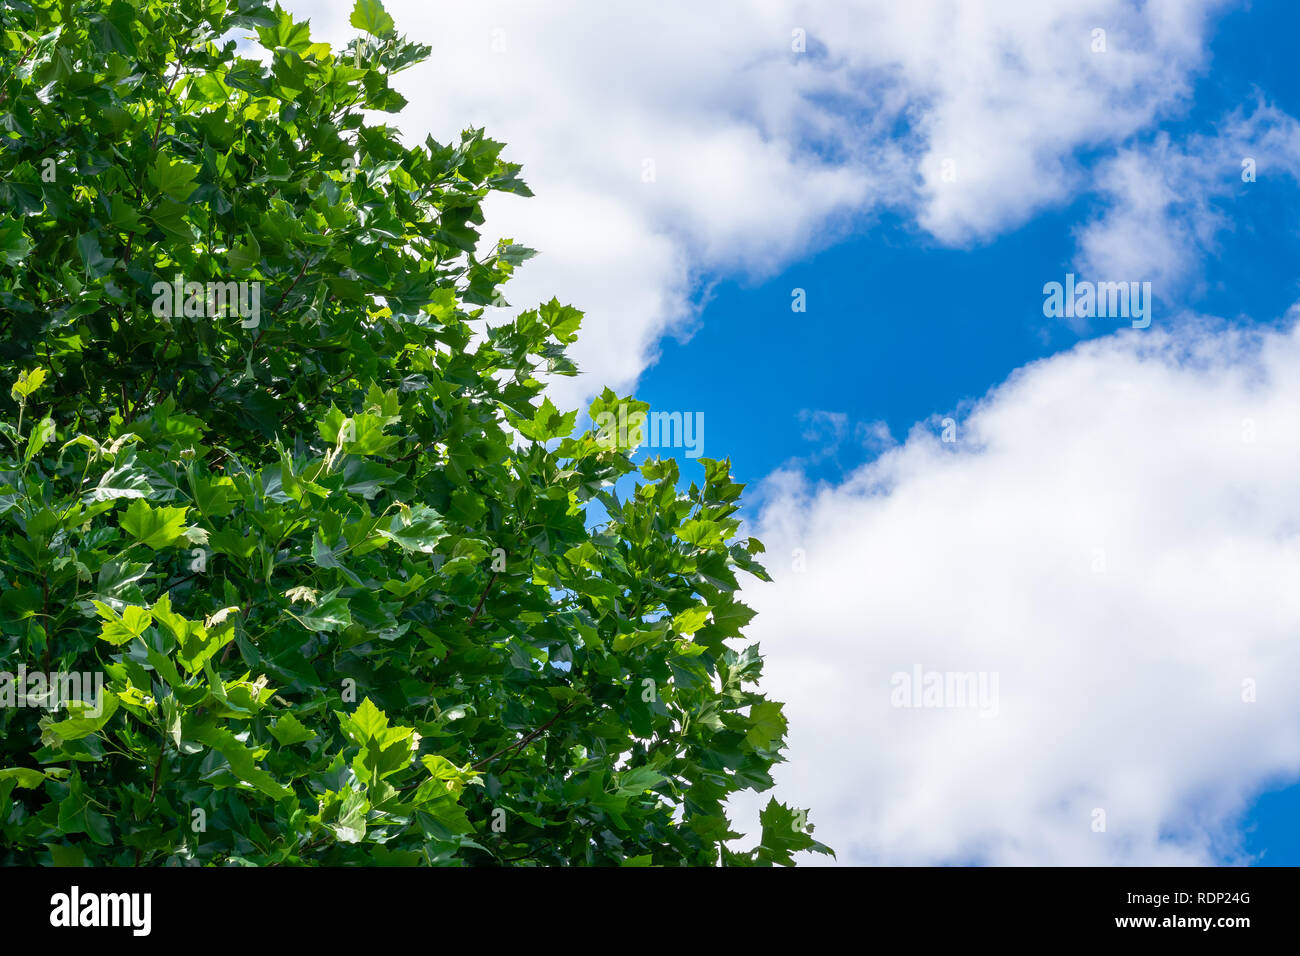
[0,0,831,866]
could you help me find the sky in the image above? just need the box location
[290,0,1300,865]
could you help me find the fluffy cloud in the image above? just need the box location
[736,314,1300,864]
[1073,102,1300,295]
[810,0,1230,244]
[287,0,1228,405]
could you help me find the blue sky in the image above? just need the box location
[641,0,1300,492]
[298,0,1300,865]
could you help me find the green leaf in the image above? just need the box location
[228,235,261,272]
[340,697,395,743]
[671,605,711,636]
[350,0,395,35]
[291,588,352,632]
[39,696,119,747]
[76,232,114,278]
[120,499,190,550]
[516,397,578,442]
[59,787,113,845]
[148,153,201,200]
[190,722,293,800]
[10,367,46,401]
[269,712,315,747]
[151,593,233,674]
[85,457,153,502]
[24,417,55,462]
[0,216,32,266]
[615,766,665,795]
[745,700,787,750]
[48,844,86,867]
[752,798,835,866]
[92,601,153,646]
[0,767,47,789]
[321,785,371,842]
[377,505,446,554]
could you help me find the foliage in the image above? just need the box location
[0,0,830,865]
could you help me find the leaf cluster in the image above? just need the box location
[0,0,830,865]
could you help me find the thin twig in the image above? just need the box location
[148,743,164,802]
[466,572,497,627]
[471,702,575,772]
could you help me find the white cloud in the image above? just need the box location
[1074,102,1300,295]
[736,314,1300,864]
[286,0,1228,406]
[820,0,1230,244]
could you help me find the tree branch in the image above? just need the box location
[466,571,496,627]
[471,702,575,772]
[148,744,164,802]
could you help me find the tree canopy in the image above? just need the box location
[0,0,831,866]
